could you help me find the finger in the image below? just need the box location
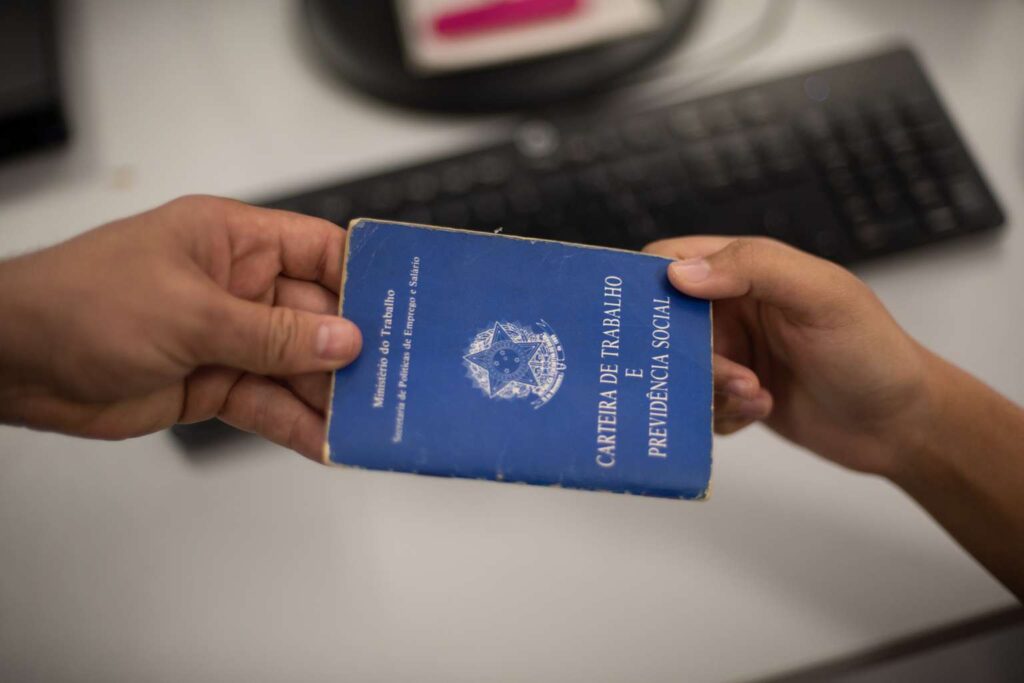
[169,196,347,293]
[11,385,183,440]
[179,366,244,423]
[644,235,736,259]
[287,372,332,412]
[664,236,863,324]
[710,298,752,365]
[201,292,361,376]
[274,277,338,314]
[218,373,325,461]
[713,353,761,401]
[715,388,773,422]
[231,204,346,293]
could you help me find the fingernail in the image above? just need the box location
[726,378,753,398]
[316,319,358,361]
[670,257,711,283]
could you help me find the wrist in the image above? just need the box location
[882,349,983,492]
[871,346,950,486]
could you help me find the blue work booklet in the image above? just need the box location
[324,220,713,499]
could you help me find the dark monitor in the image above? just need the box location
[0,0,69,161]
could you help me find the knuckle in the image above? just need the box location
[284,410,306,454]
[833,267,874,307]
[725,237,760,266]
[191,298,226,361]
[262,307,300,371]
[250,389,273,436]
[169,194,236,224]
[732,236,782,257]
[170,194,215,212]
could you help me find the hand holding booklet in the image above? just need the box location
[324,220,712,499]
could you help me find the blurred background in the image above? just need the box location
[1,1,1022,681]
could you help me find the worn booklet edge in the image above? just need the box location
[320,218,714,499]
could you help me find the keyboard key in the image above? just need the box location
[684,145,730,193]
[931,148,968,175]
[587,125,625,158]
[441,163,474,194]
[505,181,542,213]
[761,207,797,241]
[719,136,762,187]
[847,139,884,167]
[864,160,897,181]
[900,96,942,126]
[947,176,989,222]
[642,150,689,188]
[535,208,566,233]
[810,227,848,260]
[796,107,831,141]
[611,157,646,186]
[915,122,955,151]
[368,181,400,212]
[842,195,872,225]
[564,132,599,164]
[882,129,915,155]
[909,179,943,209]
[894,154,928,182]
[622,115,665,150]
[871,183,905,215]
[832,109,871,143]
[827,167,859,196]
[701,99,741,134]
[407,171,440,202]
[753,125,803,177]
[538,172,574,206]
[575,164,613,194]
[435,200,470,227]
[924,206,958,234]
[815,142,848,170]
[475,154,514,185]
[630,213,659,241]
[397,207,432,224]
[643,181,682,208]
[864,97,902,131]
[736,91,775,124]
[669,106,708,140]
[471,191,506,223]
[852,222,889,251]
[314,194,352,223]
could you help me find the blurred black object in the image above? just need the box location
[303,0,704,113]
[268,46,1004,263]
[169,420,262,465]
[0,0,68,161]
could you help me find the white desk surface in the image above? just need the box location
[1,1,1021,681]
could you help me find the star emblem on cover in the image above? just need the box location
[463,321,566,408]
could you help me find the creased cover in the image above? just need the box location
[324,220,712,499]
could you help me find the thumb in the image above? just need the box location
[202,295,362,376]
[666,237,864,324]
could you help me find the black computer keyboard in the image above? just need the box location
[266,46,1004,264]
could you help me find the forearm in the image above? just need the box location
[0,255,39,420]
[890,351,1024,600]
[0,250,66,425]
